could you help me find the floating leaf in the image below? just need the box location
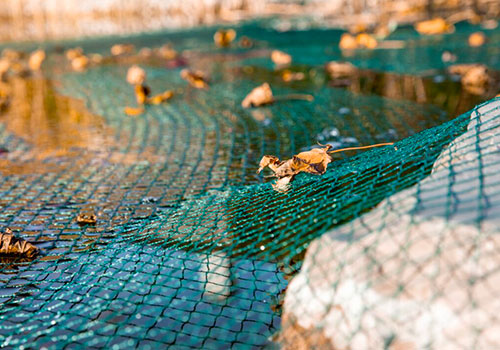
[0,228,39,258]
[242,83,274,108]
[356,33,377,49]
[111,44,135,56]
[415,18,454,35]
[65,47,83,61]
[468,32,486,47]
[214,29,236,48]
[180,69,209,89]
[339,33,358,50]
[71,56,89,72]
[325,61,357,79]
[271,50,292,66]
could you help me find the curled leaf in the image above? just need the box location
[242,83,274,108]
[76,214,97,225]
[135,84,151,105]
[147,90,174,105]
[127,65,146,85]
[0,228,39,258]
[124,106,145,116]
[28,49,46,71]
[214,29,236,48]
[180,69,209,89]
[271,50,292,66]
[415,18,454,35]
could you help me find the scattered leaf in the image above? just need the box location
[28,49,45,71]
[282,70,305,82]
[71,55,89,72]
[76,214,97,225]
[180,69,209,89]
[214,29,236,48]
[89,53,103,64]
[325,61,357,79]
[271,50,292,66]
[242,82,274,108]
[135,84,151,105]
[124,106,145,116]
[239,36,253,48]
[415,18,454,35]
[147,90,174,105]
[449,63,492,94]
[111,44,135,56]
[0,228,39,258]
[356,33,377,49]
[127,65,146,85]
[65,47,83,61]
[468,32,486,47]
[258,143,394,191]
[339,33,358,50]
[157,44,177,60]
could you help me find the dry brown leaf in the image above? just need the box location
[242,83,274,108]
[356,33,377,49]
[157,45,177,60]
[180,69,209,89]
[76,214,97,225]
[66,47,83,61]
[271,50,292,66]
[147,90,174,105]
[258,143,394,191]
[28,49,45,71]
[448,63,492,91]
[415,18,454,35]
[111,44,135,56]
[325,61,357,79]
[124,106,145,116]
[468,32,486,47]
[135,84,151,105]
[71,55,89,72]
[0,228,39,257]
[214,29,236,48]
[339,33,358,50]
[127,65,146,85]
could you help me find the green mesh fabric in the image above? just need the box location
[0,21,499,349]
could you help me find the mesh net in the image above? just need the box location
[0,21,499,349]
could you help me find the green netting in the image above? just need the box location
[0,21,499,349]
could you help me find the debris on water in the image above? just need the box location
[317,127,340,142]
[76,213,97,225]
[238,36,253,48]
[448,64,493,95]
[242,83,313,108]
[28,49,45,71]
[127,65,146,85]
[180,69,209,89]
[65,47,83,61]
[356,33,377,49]
[415,18,454,35]
[271,50,292,66]
[111,44,135,56]
[71,55,89,72]
[124,106,145,116]
[147,90,174,105]
[468,32,486,47]
[214,29,236,48]
[325,61,357,79]
[135,84,151,105]
[242,82,274,108]
[481,19,498,30]
[339,33,358,50]
[0,228,39,258]
[157,44,178,60]
[281,69,305,82]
